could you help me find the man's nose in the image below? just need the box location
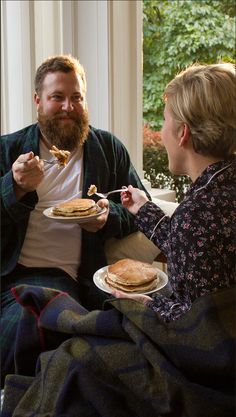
[61,99,74,112]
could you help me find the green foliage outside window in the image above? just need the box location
[143,124,192,201]
[142,0,236,201]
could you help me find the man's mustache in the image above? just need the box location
[52,113,78,121]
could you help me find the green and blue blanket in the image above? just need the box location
[2,284,235,417]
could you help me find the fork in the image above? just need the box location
[18,159,58,165]
[41,159,58,165]
[94,188,128,198]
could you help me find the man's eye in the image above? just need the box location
[73,96,83,102]
[51,95,62,100]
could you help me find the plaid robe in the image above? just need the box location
[2,284,235,417]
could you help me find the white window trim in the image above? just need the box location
[1,0,34,133]
[108,0,143,176]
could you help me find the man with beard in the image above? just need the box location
[0,54,150,386]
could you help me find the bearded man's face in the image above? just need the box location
[35,71,89,151]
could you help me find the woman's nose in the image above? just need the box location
[61,99,74,112]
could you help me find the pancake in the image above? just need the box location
[52,198,99,217]
[105,258,160,293]
[49,145,71,168]
[105,274,158,293]
[87,184,97,196]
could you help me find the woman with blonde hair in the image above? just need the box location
[118,62,236,320]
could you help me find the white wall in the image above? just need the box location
[1,0,143,176]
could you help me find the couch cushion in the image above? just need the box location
[105,198,178,265]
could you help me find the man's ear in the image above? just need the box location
[34,92,40,106]
[179,123,190,147]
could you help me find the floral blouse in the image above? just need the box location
[135,157,236,321]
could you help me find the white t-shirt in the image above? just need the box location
[18,140,84,279]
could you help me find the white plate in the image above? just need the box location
[93,266,168,295]
[43,207,107,224]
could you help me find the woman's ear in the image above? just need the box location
[179,123,191,147]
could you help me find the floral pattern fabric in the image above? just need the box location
[136,157,236,321]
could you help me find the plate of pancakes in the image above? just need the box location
[43,198,106,224]
[93,258,168,295]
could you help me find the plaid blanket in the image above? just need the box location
[2,284,235,417]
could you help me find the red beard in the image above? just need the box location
[38,109,89,151]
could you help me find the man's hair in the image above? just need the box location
[164,62,236,158]
[34,54,87,96]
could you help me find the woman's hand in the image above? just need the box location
[121,185,149,215]
[111,289,152,304]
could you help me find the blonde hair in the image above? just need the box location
[35,54,87,96]
[164,63,236,158]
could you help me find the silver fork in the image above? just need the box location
[94,188,128,198]
[18,159,58,165]
[41,159,59,165]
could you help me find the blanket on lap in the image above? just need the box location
[2,284,235,417]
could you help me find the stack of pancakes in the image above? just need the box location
[52,198,99,217]
[105,258,159,293]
